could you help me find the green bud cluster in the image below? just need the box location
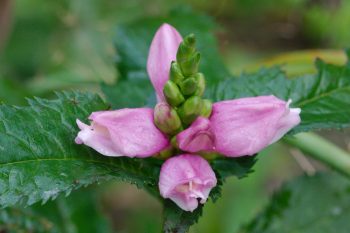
[153,34,213,159]
[163,34,212,127]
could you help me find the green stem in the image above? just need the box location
[283,132,350,178]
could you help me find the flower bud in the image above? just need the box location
[154,102,182,135]
[193,73,205,96]
[176,34,196,63]
[163,80,185,107]
[179,77,197,96]
[179,52,201,77]
[170,61,185,85]
[200,99,213,118]
[177,96,203,125]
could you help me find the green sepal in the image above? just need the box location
[154,103,183,135]
[170,61,185,85]
[177,96,203,125]
[156,146,175,160]
[179,52,201,77]
[170,136,179,149]
[163,80,185,107]
[200,99,213,118]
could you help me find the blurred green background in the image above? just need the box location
[1,0,349,232]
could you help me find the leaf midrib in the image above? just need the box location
[296,85,350,107]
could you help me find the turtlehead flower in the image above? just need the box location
[75,23,301,212]
[210,96,301,157]
[177,96,301,157]
[75,108,169,158]
[159,154,217,212]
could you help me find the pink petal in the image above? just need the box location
[176,117,215,153]
[147,23,183,102]
[210,95,301,157]
[159,154,217,212]
[75,108,169,158]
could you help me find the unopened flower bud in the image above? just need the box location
[193,73,205,96]
[177,96,203,125]
[154,102,182,135]
[179,52,201,77]
[176,34,196,63]
[179,77,197,96]
[163,80,185,107]
[200,99,213,118]
[170,61,185,84]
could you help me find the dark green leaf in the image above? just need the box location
[240,173,350,233]
[211,156,257,180]
[207,51,350,134]
[0,91,161,207]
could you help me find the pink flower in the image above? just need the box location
[211,96,300,157]
[177,96,301,157]
[75,108,169,158]
[76,23,301,212]
[147,23,183,102]
[176,117,215,153]
[159,154,217,212]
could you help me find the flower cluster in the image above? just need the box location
[75,24,301,212]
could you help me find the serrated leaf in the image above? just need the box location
[240,173,350,233]
[0,91,161,207]
[211,156,257,180]
[103,7,230,108]
[207,51,350,134]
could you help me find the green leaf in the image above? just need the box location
[162,156,256,233]
[211,156,257,180]
[240,172,350,233]
[207,51,350,134]
[103,7,231,108]
[0,91,161,208]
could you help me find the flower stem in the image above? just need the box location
[283,132,350,178]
